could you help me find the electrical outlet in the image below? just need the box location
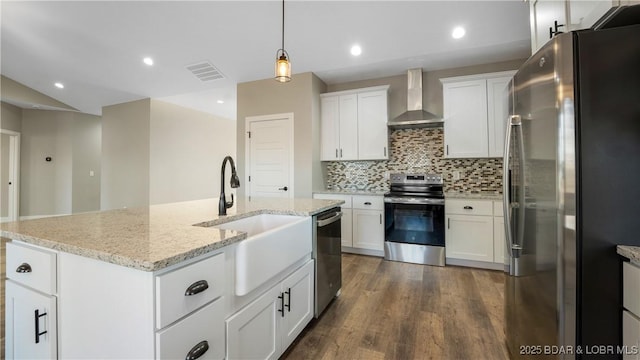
[452,171,460,180]
[384,171,390,180]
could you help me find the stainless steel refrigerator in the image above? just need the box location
[503,18,640,359]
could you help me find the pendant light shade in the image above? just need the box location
[275,0,291,82]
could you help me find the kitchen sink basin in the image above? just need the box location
[210,213,312,296]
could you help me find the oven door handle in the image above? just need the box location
[384,197,444,205]
[317,212,343,227]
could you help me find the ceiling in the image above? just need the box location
[0,1,531,120]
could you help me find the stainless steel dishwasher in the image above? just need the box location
[313,207,342,317]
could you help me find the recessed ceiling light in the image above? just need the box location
[452,26,466,39]
[217,100,224,104]
[143,57,154,66]
[54,82,64,89]
[350,45,362,56]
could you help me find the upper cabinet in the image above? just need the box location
[530,0,640,54]
[320,85,389,161]
[441,71,515,159]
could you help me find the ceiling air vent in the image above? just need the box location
[186,61,225,82]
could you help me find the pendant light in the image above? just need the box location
[275,0,291,82]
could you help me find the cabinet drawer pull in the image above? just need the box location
[185,340,209,360]
[17,263,32,273]
[463,206,473,210]
[34,309,48,344]
[278,293,285,317]
[364,202,372,205]
[285,288,291,312]
[184,280,209,296]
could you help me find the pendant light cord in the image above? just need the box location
[281,0,285,51]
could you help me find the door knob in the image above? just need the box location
[278,186,288,191]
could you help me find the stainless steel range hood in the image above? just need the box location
[388,68,443,129]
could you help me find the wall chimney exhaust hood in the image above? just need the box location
[388,68,443,129]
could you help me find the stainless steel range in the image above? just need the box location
[384,173,445,266]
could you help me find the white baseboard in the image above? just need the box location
[20,214,70,221]
[341,246,384,257]
[445,257,506,271]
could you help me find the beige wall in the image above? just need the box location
[326,58,527,119]
[1,102,22,132]
[71,113,102,213]
[149,100,236,205]
[101,99,151,210]
[19,110,102,217]
[236,72,327,198]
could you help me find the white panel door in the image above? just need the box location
[487,76,512,158]
[5,281,57,360]
[281,260,314,351]
[445,214,494,262]
[353,209,384,251]
[226,285,281,360]
[357,90,388,160]
[247,114,293,198]
[1,130,20,222]
[338,94,358,160]
[320,96,340,161]
[443,80,489,158]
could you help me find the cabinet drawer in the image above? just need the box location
[493,200,504,217]
[624,262,640,316]
[445,199,493,216]
[352,195,384,211]
[6,242,57,294]
[156,252,225,329]
[156,298,225,360]
[313,193,352,208]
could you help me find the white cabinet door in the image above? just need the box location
[338,94,359,161]
[320,96,340,161]
[353,209,384,251]
[443,80,489,158]
[280,261,314,350]
[445,215,494,262]
[341,208,353,247]
[226,285,281,360]
[530,0,566,53]
[623,310,640,360]
[493,216,506,264]
[487,76,512,158]
[5,281,57,360]
[357,90,388,160]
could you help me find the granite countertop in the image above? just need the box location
[314,189,387,196]
[445,192,503,201]
[0,197,343,272]
[618,245,640,263]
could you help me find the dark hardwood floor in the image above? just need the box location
[283,253,509,360]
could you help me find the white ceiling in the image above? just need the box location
[0,1,531,120]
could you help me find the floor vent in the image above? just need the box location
[186,61,225,82]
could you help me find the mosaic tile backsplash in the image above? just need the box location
[325,128,503,194]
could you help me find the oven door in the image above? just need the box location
[384,199,445,247]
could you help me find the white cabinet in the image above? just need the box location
[493,200,507,265]
[352,195,384,252]
[5,242,58,360]
[445,198,506,268]
[530,0,640,54]
[441,71,515,158]
[226,260,314,360]
[5,281,57,360]
[623,261,640,359]
[313,193,384,256]
[320,85,389,161]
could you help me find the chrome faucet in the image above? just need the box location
[219,155,240,216]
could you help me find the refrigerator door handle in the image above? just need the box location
[503,114,522,259]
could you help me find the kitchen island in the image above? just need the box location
[2,196,343,359]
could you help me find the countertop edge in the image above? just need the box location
[618,245,640,264]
